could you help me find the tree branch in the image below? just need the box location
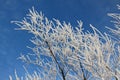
[45,41,66,80]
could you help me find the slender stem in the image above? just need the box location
[45,41,66,80]
[77,56,87,80]
[79,61,87,80]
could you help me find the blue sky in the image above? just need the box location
[0,0,120,80]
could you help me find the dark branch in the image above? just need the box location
[45,41,66,80]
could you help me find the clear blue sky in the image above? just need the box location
[0,0,120,80]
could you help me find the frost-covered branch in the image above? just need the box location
[10,6,120,80]
[107,5,120,41]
